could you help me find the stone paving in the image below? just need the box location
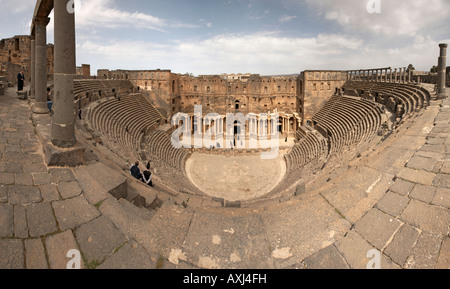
[0,86,449,269]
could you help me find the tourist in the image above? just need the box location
[47,87,54,114]
[142,162,154,187]
[17,71,25,91]
[130,161,143,180]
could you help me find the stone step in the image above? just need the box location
[74,162,128,202]
[118,198,156,222]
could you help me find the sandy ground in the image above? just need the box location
[185,152,286,201]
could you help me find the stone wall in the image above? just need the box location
[299,70,348,125]
[76,64,91,78]
[0,36,54,86]
[98,69,300,119]
[447,67,450,87]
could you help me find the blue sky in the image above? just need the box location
[0,0,449,76]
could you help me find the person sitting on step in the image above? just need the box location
[130,161,143,181]
[142,162,154,187]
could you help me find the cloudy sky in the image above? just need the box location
[0,0,449,76]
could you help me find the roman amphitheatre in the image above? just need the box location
[0,0,449,269]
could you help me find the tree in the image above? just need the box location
[406,64,415,72]
[430,66,438,73]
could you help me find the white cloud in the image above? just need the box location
[78,29,450,76]
[278,15,297,23]
[0,0,35,14]
[73,0,198,32]
[78,31,367,75]
[305,0,450,37]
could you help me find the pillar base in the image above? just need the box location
[44,141,86,167]
[32,102,50,114]
[437,93,447,100]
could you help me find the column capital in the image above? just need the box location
[439,43,448,49]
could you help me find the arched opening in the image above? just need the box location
[235,100,240,110]
[234,120,240,136]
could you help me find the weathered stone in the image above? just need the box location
[432,188,450,209]
[440,161,450,174]
[6,162,23,174]
[57,181,82,199]
[303,245,349,269]
[184,210,273,269]
[0,203,13,237]
[376,191,410,216]
[354,208,402,250]
[23,163,48,174]
[32,172,51,186]
[432,173,450,189]
[0,172,15,185]
[0,185,7,202]
[14,174,33,186]
[397,168,436,186]
[75,216,127,264]
[97,241,158,269]
[25,238,49,269]
[261,195,351,269]
[26,202,57,237]
[44,142,85,167]
[0,239,24,269]
[52,195,100,231]
[46,230,84,269]
[405,232,443,269]
[401,200,450,235]
[406,155,438,172]
[384,224,420,266]
[409,184,437,203]
[389,178,415,196]
[13,206,28,239]
[79,162,127,200]
[7,185,42,205]
[49,168,76,184]
[39,184,60,202]
[335,230,399,269]
[436,237,450,269]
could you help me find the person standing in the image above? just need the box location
[17,71,25,91]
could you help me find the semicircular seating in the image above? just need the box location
[85,93,164,162]
[283,79,430,182]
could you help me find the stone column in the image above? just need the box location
[287,117,291,134]
[33,17,50,114]
[437,43,448,99]
[30,37,36,99]
[51,0,77,148]
[389,68,393,83]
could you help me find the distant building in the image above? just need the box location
[76,64,91,79]
[0,35,54,85]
